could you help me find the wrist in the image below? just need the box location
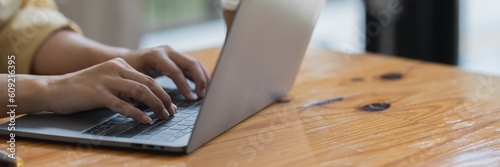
[16,75,53,113]
[89,45,130,65]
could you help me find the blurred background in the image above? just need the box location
[58,0,500,76]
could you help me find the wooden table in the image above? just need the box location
[1,48,499,166]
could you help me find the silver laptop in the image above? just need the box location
[0,0,325,153]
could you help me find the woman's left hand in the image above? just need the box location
[122,45,210,101]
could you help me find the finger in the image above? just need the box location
[104,94,152,124]
[199,61,211,83]
[197,60,211,95]
[108,78,171,120]
[148,55,197,101]
[120,68,176,116]
[183,71,193,81]
[168,52,208,98]
[188,64,208,98]
[109,58,174,117]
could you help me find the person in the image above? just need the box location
[0,0,210,124]
[220,0,240,28]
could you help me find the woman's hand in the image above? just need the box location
[121,45,210,101]
[45,58,176,124]
[19,29,210,122]
[32,30,210,102]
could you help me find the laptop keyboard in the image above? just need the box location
[83,100,202,143]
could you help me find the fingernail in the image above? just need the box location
[172,104,178,110]
[142,115,152,124]
[163,108,170,118]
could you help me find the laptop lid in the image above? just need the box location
[186,0,325,153]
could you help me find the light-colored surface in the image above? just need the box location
[1,48,499,166]
[459,0,500,76]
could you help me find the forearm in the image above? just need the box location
[0,74,51,117]
[32,30,129,75]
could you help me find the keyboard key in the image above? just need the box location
[189,104,201,110]
[175,107,188,112]
[98,124,114,130]
[174,113,191,118]
[146,125,168,134]
[183,109,199,114]
[116,114,128,118]
[150,125,169,131]
[108,117,127,123]
[83,123,113,135]
[176,102,191,108]
[143,109,154,115]
[85,128,103,135]
[162,129,181,134]
[171,99,184,104]
[141,130,160,135]
[149,114,159,122]
[169,117,185,123]
[116,124,152,138]
[186,117,197,121]
[156,120,177,127]
[121,120,140,127]
[101,121,117,126]
[101,125,132,136]
[169,125,189,130]
[177,120,195,126]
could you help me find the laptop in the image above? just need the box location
[0,0,325,153]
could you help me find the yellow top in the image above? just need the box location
[0,0,81,74]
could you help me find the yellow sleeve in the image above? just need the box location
[0,0,81,74]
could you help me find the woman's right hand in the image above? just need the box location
[45,58,176,124]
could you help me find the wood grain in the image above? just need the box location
[1,48,499,167]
